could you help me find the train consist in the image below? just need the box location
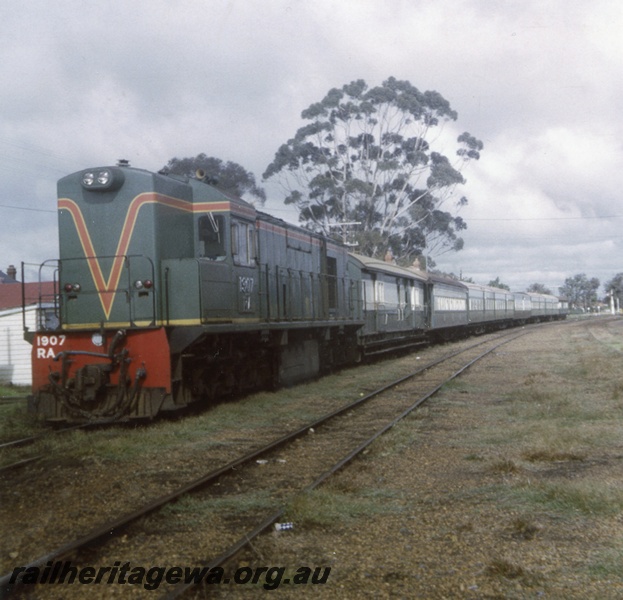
[25,165,567,422]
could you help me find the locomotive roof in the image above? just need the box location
[255,210,341,244]
[170,170,259,215]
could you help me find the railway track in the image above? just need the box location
[0,396,28,405]
[0,422,107,475]
[0,423,94,451]
[0,325,538,598]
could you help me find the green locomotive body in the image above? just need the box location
[29,165,363,421]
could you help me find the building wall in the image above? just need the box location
[0,307,35,386]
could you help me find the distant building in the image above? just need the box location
[0,266,56,385]
[0,265,18,284]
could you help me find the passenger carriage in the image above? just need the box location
[427,275,469,334]
[464,283,514,327]
[349,254,428,356]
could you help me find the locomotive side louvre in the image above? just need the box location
[252,212,363,384]
[256,213,334,323]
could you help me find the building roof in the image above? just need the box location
[0,281,57,310]
[0,269,18,284]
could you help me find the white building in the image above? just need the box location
[0,269,56,386]
[0,306,39,385]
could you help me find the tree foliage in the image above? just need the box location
[558,273,600,309]
[163,154,266,205]
[604,273,623,302]
[488,277,510,291]
[526,283,552,295]
[263,77,482,264]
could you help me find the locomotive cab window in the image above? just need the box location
[199,214,226,260]
[231,221,256,266]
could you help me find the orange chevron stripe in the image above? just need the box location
[58,193,232,319]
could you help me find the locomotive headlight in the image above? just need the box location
[80,167,125,191]
[91,332,104,347]
[97,170,111,185]
[134,280,144,290]
[64,283,81,293]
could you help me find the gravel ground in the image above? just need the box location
[4,317,623,599]
[0,331,493,578]
[207,317,623,599]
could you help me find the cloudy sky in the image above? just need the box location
[1,0,622,294]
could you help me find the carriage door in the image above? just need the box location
[423,281,433,329]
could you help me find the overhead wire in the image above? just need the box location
[0,203,56,214]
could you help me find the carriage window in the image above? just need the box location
[198,214,226,260]
[375,281,385,304]
[364,279,375,310]
[384,280,398,306]
[411,286,422,307]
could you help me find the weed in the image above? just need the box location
[286,487,404,527]
[587,538,623,580]
[511,480,623,516]
[489,458,521,474]
[612,381,623,401]
[522,448,586,462]
[486,558,524,579]
[0,402,45,443]
[509,517,541,540]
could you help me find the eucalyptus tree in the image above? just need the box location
[163,154,266,205]
[559,273,600,309]
[263,77,483,264]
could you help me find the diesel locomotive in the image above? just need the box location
[24,164,566,422]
